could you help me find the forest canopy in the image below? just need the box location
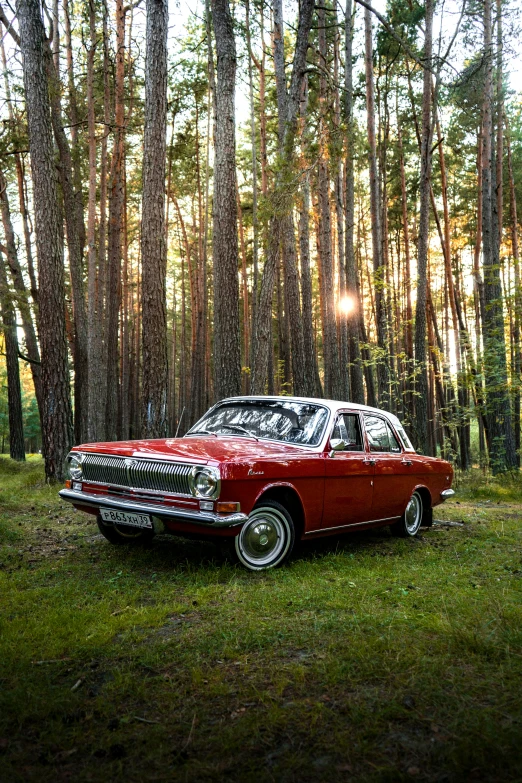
[0,0,521,479]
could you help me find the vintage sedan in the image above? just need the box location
[59,396,454,570]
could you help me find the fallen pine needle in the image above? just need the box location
[181,713,197,751]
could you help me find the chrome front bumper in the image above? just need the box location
[58,489,247,528]
[440,488,455,501]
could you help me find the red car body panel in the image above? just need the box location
[61,397,454,541]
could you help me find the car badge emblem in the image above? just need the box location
[124,458,135,483]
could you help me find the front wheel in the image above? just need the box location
[96,514,156,545]
[390,491,423,538]
[234,500,295,571]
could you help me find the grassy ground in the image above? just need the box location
[0,457,521,782]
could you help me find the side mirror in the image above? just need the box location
[330,438,347,453]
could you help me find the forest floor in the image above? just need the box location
[0,458,521,783]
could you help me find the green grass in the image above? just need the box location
[1,458,521,782]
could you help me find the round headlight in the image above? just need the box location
[68,453,83,481]
[193,468,218,498]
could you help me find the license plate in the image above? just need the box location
[99,508,153,529]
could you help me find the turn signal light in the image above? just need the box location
[65,480,71,489]
[216,501,240,514]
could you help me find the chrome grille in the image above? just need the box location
[81,454,193,496]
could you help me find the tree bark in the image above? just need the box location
[344,0,364,404]
[298,76,322,397]
[43,27,88,445]
[250,0,315,395]
[272,0,307,396]
[505,117,521,465]
[211,0,242,400]
[364,5,388,407]
[0,252,25,460]
[86,0,103,443]
[413,0,434,454]
[480,0,517,471]
[0,168,43,422]
[106,0,126,440]
[17,0,73,480]
[140,0,168,437]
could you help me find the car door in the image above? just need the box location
[322,412,375,529]
[362,414,414,521]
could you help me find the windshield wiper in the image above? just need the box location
[218,424,258,440]
[186,429,217,437]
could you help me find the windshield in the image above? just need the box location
[188,400,329,446]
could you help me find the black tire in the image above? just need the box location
[96,514,156,545]
[233,499,295,571]
[390,490,423,538]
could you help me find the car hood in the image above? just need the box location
[74,435,312,465]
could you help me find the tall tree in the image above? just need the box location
[505,118,521,465]
[141,0,169,437]
[0,252,24,460]
[413,0,434,454]
[17,0,73,479]
[0,168,42,421]
[272,0,307,395]
[211,0,242,400]
[344,0,365,404]
[250,0,315,394]
[298,75,322,397]
[480,0,517,471]
[106,0,126,440]
[364,4,389,407]
[86,0,102,443]
[317,1,342,400]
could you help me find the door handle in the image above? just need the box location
[401,459,412,466]
[364,458,377,466]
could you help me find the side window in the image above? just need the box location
[386,423,402,453]
[341,414,363,451]
[364,415,390,452]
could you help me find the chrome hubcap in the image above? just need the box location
[237,508,289,568]
[405,493,422,534]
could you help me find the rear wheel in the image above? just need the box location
[96,514,156,545]
[390,491,423,538]
[234,500,295,571]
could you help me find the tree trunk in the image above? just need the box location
[344,0,364,404]
[0,169,43,422]
[364,5,388,407]
[413,0,434,454]
[211,0,242,400]
[0,252,25,460]
[17,0,73,480]
[480,0,517,472]
[316,2,342,400]
[298,77,322,397]
[86,0,102,442]
[140,0,168,437]
[250,0,315,395]
[505,117,521,465]
[43,28,88,445]
[272,0,307,396]
[106,0,126,440]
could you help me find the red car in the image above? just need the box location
[59,396,454,571]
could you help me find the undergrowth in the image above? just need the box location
[0,458,521,782]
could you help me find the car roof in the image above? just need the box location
[220,395,402,425]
